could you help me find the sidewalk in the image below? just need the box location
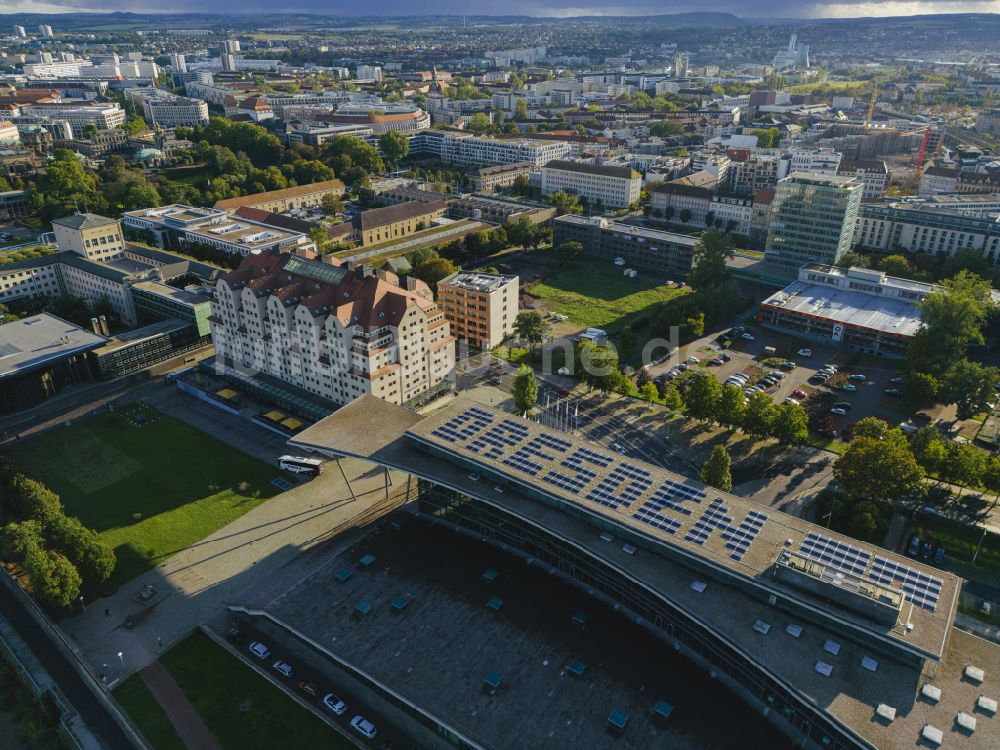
[139,662,220,750]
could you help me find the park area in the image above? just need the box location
[2,403,286,587]
[526,258,688,334]
[114,630,349,750]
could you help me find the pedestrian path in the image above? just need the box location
[139,662,221,750]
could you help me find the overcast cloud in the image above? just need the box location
[5,0,1000,18]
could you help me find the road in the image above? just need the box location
[226,617,410,749]
[0,582,135,750]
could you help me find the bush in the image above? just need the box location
[45,515,116,586]
[3,475,64,525]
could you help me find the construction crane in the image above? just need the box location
[864,90,878,127]
[915,125,933,176]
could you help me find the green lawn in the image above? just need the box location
[529,260,689,333]
[912,513,1000,575]
[3,403,285,586]
[156,165,212,186]
[113,676,186,750]
[158,631,352,750]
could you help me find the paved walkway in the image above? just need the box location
[139,662,221,750]
[61,457,411,686]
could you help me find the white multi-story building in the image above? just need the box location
[836,158,889,199]
[419,132,571,168]
[181,215,315,258]
[25,102,125,130]
[919,166,960,196]
[22,61,90,78]
[38,25,54,38]
[540,160,641,209]
[356,65,383,82]
[169,53,187,73]
[486,46,546,66]
[210,251,455,407]
[855,202,1000,262]
[0,121,19,146]
[125,88,209,128]
[778,148,842,179]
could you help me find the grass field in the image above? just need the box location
[912,513,1000,575]
[155,165,212,186]
[529,260,689,333]
[3,403,285,586]
[155,631,351,750]
[113,677,186,750]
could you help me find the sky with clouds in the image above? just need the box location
[5,0,1000,18]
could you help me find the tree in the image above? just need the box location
[505,217,540,249]
[910,426,948,474]
[512,365,539,413]
[833,430,923,502]
[45,515,116,585]
[616,326,637,358]
[662,384,684,412]
[513,311,550,348]
[576,342,624,392]
[467,112,494,134]
[688,232,734,292]
[0,520,44,565]
[983,455,1000,505]
[679,208,691,224]
[322,135,384,176]
[908,271,992,375]
[2,474,63,525]
[555,241,584,263]
[123,117,148,135]
[29,149,105,223]
[940,359,1000,420]
[684,372,722,422]
[638,381,659,402]
[717,383,746,430]
[837,251,870,269]
[773,402,809,446]
[379,131,409,168]
[938,442,987,496]
[701,445,733,492]
[413,257,457,292]
[876,254,922,280]
[742,391,776,440]
[24,546,80,610]
[547,190,583,216]
[515,98,529,120]
[904,371,939,405]
[321,193,345,216]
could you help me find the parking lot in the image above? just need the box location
[662,322,913,438]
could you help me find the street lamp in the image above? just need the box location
[117,651,125,671]
[972,526,988,564]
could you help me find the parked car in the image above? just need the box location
[792,389,807,399]
[824,364,839,373]
[830,407,848,416]
[921,543,932,560]
[934,546,946,564]
[298,681,319,698]
[350,715,378,741]
[900,422,919,434]
[249,641,270,660]
[809,374,828,384]
[677,363,689,372]
[721,352,733,362]
[323,693,347,715]
[687,356,699,364]
[783,397,800,405]
[611,443,626,455]
[741,332,755,341]
[709,358,723,366]
[769,371,786,380]
[848,374,867,383]
[982,601,993,616]
[834,402,852,411]
[908,535,920,556]
[226,628,246,646]
[779,361,797,371]
[889,376,904,385]
[797,348,813,357]
[884,388,903,398]
[837,384,857,393]
[272,660,294,678]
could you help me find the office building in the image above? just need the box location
[855,201,1000,262]
[169,53,187,73]
[14,26,26,38]
[836,159,889,198]
[181,216,315,258]
[25,102,125,131]
[409,131,571,168]
[52,213,126,262]
[673,52,689,78]
[649,171,717,228]
[209,250,455,408]
[38,25,54,38]
[356,65,383,82]
[122,204,229,248]
[470,162,535,193]
[327,200,449,247]
[125,88,209,128]
[213,179,345,214]
[0,313,106,414]
[540,161,641,210]
[764,173,863,270]
[438,271,519,349]
[759,264,936,358]
[554,216,697,276]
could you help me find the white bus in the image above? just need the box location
[278,455,325,476]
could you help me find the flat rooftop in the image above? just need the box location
[184,220,301,246]
[124,204,226,224]
[0,313,107,377]
[288,395,999,750]
[291,397,958,662]
[761,280,924,337]
[441,272,517,293]
[555,215,699,245]
[265,519,794,750]
[131,279,211,306]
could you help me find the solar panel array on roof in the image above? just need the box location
[799,533,872,578]
[645,479,706,516]
[869,557,943,612]
[587,464,653,511]
[468,419,530,460]
[685,499,735,545]
[722,510,769,561]
[432,406,494,443]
